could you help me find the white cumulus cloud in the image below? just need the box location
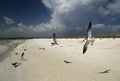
[0,0,120,37]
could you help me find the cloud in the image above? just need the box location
[0,22,65,37]
[42,0,120,34]
[93,24,106,29]
[42,0,110,33]
[0,0,120,37]
[109,25,120,32]
[3,16,14,24]
[107,0,120,14]
[97,7,110,16]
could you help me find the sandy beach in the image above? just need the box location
[0,38,120,81]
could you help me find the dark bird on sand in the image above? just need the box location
[20,52,24,60]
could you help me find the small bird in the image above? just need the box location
[51,33,58,45]
[99,69,110,74]
[83,21,95,54]
[64,60,73,64]
[21,52,24,60]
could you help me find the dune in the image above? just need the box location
[0,38,120,81]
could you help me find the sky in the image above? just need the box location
[0,0,120,37]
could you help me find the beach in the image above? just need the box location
[0,38,120,81]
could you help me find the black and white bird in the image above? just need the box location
[83,21,95,54]
[51,33,58,45]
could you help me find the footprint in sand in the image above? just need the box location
[39,47,46,50]
[15,52,18,55]
[23,49,27,51]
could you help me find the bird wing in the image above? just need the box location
[87,21,92,39]
[83,40,90,54]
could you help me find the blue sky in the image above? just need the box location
[0,0,51,25]
[0,0,120,37]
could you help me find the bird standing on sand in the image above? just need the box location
[21,52,24,60]
[83,21,95,54]
[51,33,58,45]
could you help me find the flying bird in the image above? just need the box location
[51,33,58,45]
[83,21,95,54]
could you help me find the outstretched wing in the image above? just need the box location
[83,40,90,54]
[87,21,92,39]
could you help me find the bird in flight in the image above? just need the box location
[83,21,95,54]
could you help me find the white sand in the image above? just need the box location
[0,45,9,55]
[0,38,120,81]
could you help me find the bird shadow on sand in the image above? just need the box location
[11,62,22,68]
[99,69,110,74]
[64,60,73,64]
[51,43,59,46]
